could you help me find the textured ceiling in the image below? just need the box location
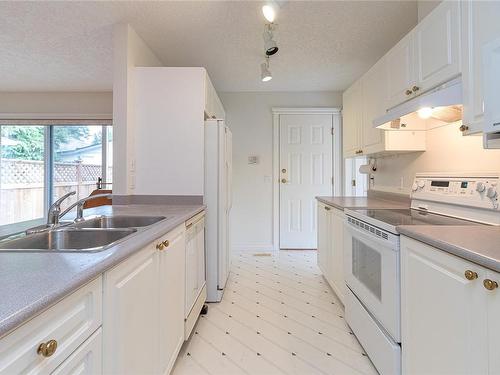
[0,1,417,92]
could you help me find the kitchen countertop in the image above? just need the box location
[398,225,500,273]
[316,196,409,210]
[0,204,204,339]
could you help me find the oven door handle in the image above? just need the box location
[345,222,397,252]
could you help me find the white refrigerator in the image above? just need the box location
[204,119,232,302]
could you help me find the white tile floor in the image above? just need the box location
[172,250,377,375]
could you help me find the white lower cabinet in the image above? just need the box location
[159,225,186,375]
[0,277,102,375]
[52,328,102,375]
[184,212,206,339]
[317,201,345,304]
[103,224,186,375]
[103,242,160,375]
[401,236,500,374]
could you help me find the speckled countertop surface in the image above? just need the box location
[398,225,500,273]
[0,204,204,338]
[316,196,410,210]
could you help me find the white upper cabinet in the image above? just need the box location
[362,56,387,154]
[386,33,415,109]
[386,1,461,110]
[414,1,461,94]
[342,80,363,158]
[462,1,500,135]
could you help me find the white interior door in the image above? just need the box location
[279,114,333,249]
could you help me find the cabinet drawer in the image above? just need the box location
[0,277,102,375]
[52,328,102,375]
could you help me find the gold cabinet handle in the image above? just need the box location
[156,242,165,250]
[162,240,170,248]
[324,206,331,211]
[464,270,478,280]
[459,124,469,132]
[412,85,420,92]
[483,279,498,291]
[186,222,193,229]
[37,339,58,357]
[281,178,287,183]
[405,89,413,96]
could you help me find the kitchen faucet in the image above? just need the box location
[59,193,112,222]
[47,191,76,225]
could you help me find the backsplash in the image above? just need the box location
[371,122,500,194]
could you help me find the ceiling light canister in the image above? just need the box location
[261,59,272,82]
[263,29,279,56]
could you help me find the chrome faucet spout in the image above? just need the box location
[59,193,112,222]
[47,191,76,225]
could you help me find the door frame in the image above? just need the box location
[271,107,342,252]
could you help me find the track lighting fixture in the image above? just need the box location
[261,57,272,82]
[263,24,278,56]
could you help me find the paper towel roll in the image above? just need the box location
[359,164,375,174]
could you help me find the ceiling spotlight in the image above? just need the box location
[263,27,278,56]
[261,57,272,82]
[262,4,276,23]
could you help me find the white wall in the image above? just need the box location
[418,0,441,21]
[112,24,163,196]
[372,123,500,194]
[219,91,342,252]
[0,91,112,117]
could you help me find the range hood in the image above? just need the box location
[373,77,462,131]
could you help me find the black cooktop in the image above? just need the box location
[353,209,481,227]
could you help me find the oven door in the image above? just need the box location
[344,218,400,342]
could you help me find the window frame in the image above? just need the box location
[0,120,112,231]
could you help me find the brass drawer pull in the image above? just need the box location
[37,339,58,357]
[156,242,165,250]
[412,85,420,92]
[405,89,413,96]
[186,222,193,229]
[484,279,498,291]
[464,270,478,280]
[324,206,331,211]
[162,240,170,248]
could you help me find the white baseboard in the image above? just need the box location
[232,243,276,253]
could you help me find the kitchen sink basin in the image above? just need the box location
[0,228,137,252]
[72,215,167,229]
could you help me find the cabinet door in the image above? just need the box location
[414,1,461,93]
[52,328,102,375]
[185,226,198,315]
[342,81,362,158]
[196,217,206,292]
[462,1,500,134]
[361,57,386,154]
[159,225,186,375]
[386,33,415,108]
[103,245,159,375]
[401,237,488,374]
[486,269,500,374]
[317,202,330,276]
[329,208,345,303]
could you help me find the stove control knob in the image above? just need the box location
[487,187,498,199]
[412,182,418,192]
[476,182,486,193]
[417,180,426,189]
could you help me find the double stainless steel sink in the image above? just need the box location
[0,215,167,252]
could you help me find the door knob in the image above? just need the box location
[281,178,287,183]
[483,279,498,291]
[37,340,58,357]
[464,270,478,280]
